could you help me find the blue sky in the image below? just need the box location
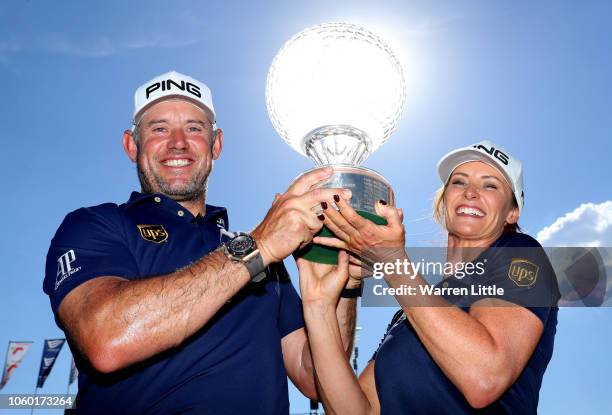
[1,0,611,413]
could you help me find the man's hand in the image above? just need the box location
[252,167,351,266]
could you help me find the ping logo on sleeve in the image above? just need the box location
[137,224,168,243]
[56,249,82,290]
[508,258,539,287]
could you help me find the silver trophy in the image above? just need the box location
[266,22,406,263]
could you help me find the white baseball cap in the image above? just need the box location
[437,140,524,214]
[132,70,216,126]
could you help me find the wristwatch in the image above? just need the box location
[223,232,267,282]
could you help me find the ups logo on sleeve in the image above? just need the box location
[137,224,168,243]
[508,258,539,287]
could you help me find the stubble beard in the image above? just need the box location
[137,155,209,203]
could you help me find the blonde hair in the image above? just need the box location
[432,184,521,234]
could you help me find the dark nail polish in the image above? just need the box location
[334,195,340,203]
[379,199,387,205]
[321,201,328,210]
[318,214,325,221]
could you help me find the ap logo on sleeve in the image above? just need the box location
[55,249,81,290]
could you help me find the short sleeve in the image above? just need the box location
[473,234,560,323]
[270,261,305,338]
[371,309,405,361]
[43,205,139,324]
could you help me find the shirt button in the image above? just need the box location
[178,210,185,217]
[154,197,161,203]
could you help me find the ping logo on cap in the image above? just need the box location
[145,79,202,100]
[473,143,509,165]
[133,71,216,124]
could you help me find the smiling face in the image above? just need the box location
[443,161,519,245]
[123,99,223,202]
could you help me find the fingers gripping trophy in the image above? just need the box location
[266,22,407,263]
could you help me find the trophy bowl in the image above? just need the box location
[266,22,406,263]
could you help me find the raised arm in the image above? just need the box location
[58,167,347,374]
[314,197,546,408]
[282,260,359,400]
[382,251,544,408]
[298,251,377,415]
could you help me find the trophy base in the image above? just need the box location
[294,165,394,265]
[296,211,388,264]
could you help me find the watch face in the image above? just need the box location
[229,234,255,256]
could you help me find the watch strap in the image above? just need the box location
[340,283,363,298]
[244,250,267,282]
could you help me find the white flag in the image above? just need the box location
[0,341,33,390]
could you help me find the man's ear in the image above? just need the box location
[212,128,224,160]
[122,130,138,163]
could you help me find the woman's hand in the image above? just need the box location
[297,251,350,307]
[315,196,406,264]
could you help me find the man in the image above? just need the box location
[43,71,358,414]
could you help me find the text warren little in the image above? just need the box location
[372,284,505,296]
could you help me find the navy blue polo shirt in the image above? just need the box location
[373,232,559,414]
[43,192,305,415]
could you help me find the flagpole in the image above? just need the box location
[0,341,9,390]
[32,339,43,415]
[66,359,70,396]
[30,384,37,415]
[66,363,72,396]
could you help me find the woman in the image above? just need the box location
[298,140,559,414]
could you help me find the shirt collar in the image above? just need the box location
[123,191,227,223]
[124,191,156,208]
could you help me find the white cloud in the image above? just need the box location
[537,201,612,247]
[404,13,471,37]
[0,39,21,53]
[537,202,612,307]
[43,33,202,57]
[0,38,21,62]
[0,32,202,59]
